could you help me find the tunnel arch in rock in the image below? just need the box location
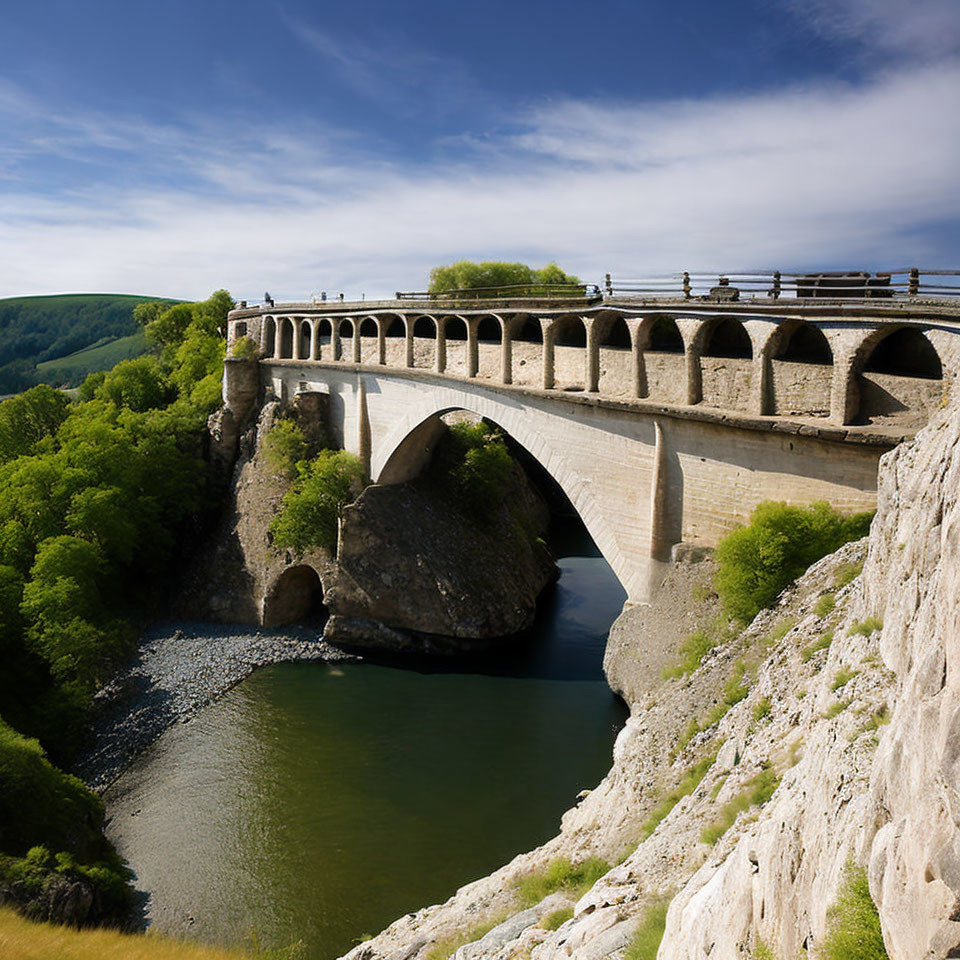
[262,564,326,627]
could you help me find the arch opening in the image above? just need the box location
[641,317,685,403]
[511,318,543,386]
[279,318,294,359]
[382,316,406,367]
[263,318,277,358]
[476,317,501,380]
[775,321,832,364]
[864,328,942,379]
[263,565,326,628]
[551,316,586,391]
[700,318,752,412]
[856,327,944,424]
[412,316,437,369]
[598,317,632,397]
[442,316,469,376]
[298,321,312,360]
[768,321,833,417]
[703,318,752,359]
[648,317,683,353]
[359,317,379,364]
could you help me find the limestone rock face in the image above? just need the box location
[865,409,960,959]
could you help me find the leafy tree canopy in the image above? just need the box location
[271,450,367,556]
[428,261,581,296]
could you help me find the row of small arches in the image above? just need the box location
[257,313,942,380]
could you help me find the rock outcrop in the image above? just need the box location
[338,395,960,959]
[324,460,556,653]
[181,401,556,654]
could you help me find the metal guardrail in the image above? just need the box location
[604,269,960,301]
[395,282,602,300]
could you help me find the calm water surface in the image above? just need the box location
[105,547,627,959]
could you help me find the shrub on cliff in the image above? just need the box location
[270,450,367,556]
[263,420,309,479]
[714,501,873,622]
[820,863,889,960]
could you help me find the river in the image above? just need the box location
[104,532,628,959]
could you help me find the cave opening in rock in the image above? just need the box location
[263,565,327,628]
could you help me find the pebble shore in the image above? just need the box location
[72,621,358,791]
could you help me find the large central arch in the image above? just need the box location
[371,391,648,600]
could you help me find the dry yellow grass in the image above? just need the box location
[0,907,247,960]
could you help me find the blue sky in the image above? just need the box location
[1,0,958,300]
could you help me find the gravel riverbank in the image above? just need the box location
[73,621,359,791]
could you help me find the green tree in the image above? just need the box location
[428,260,581,296]
[271,450,367,556]
[94,356,169,412]
[0,385,71,465]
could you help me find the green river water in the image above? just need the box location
[104,547,627,959]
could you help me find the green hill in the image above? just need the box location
[0,293,180,392]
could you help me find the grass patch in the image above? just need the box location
[814,593,836,618]
[425,913,510,960]
[801,631,833,663]
[753,696,772,722]
[754,939,776,960]
[852,705,891,741]
[833,561,864,590]
[819,863,889,960]
[770,617,797,640]
[0,905,254,959]
[822,699,852,719]
[514,857,610,907]
[703,662,750,728]
[709,773,729,800]
[831,668,860,692]
[662,630,715,679]
[623,898,671,960]
[541,907,574,931]
[847,618,883,638]
[640,752,718,839]
[700,766,780,845]
[674,717,702,756]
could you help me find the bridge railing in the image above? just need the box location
[395,282,603,301]
[604,269,960,302]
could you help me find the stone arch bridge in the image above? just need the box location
[224,293,960,602]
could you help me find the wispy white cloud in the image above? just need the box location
[0,59,958,300]
[280,10,482,120]
[786,0,960,59]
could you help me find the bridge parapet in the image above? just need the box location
[227,294,960,431]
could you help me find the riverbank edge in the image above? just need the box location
[71,621,359,792]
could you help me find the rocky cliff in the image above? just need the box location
[339,397,960,958]
[181,401,556,653]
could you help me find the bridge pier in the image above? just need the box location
[501,322,513,385]
[466,319,480,378]
[584,318,600,393]
[541,319,556,389]
[436,322,447,374]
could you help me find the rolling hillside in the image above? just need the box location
[0,293,180,392]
